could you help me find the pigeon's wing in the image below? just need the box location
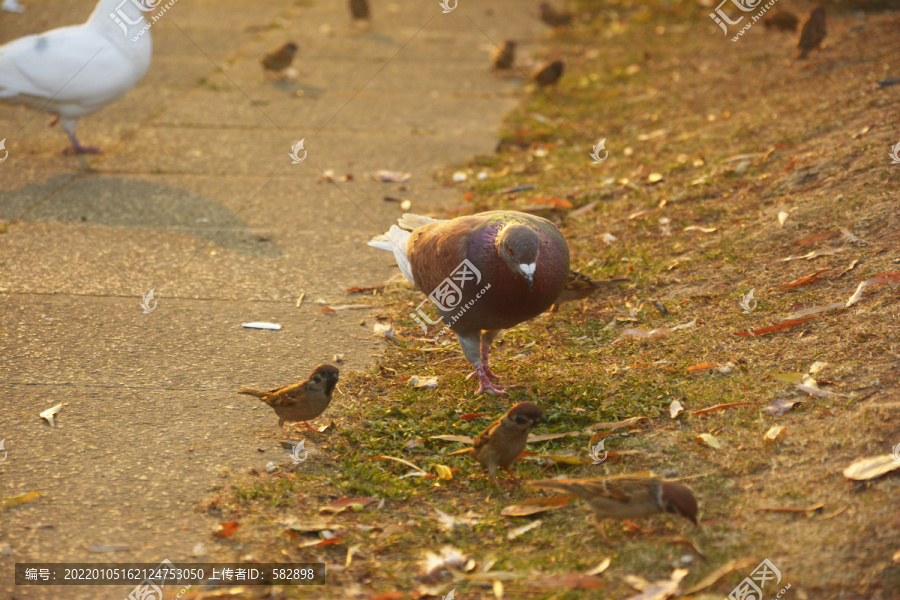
[0,26,148,111]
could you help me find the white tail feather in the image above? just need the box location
[367,225,415,285]
[398,213,440,231]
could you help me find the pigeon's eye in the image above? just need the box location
[507,246,514,255]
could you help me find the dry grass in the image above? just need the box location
[196,2,900,599]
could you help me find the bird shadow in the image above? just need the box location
[0,174,281,258]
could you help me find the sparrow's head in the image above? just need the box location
[505,401,548,429]
[811,6,825,17]
[503,40,517,51]
[661,481,699,525]
[310,363,340,395]
[497,224,541,289]
[282,42,299,56]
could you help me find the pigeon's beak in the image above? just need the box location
[519,263,536,289]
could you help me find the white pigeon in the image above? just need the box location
[0,0,153,153]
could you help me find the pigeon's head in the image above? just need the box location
[497,223,541,289]
[309,364,340,395]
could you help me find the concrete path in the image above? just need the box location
[0,0,545,597]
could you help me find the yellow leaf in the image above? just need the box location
[764,425,787,444]
[434,464,453,480]
[696,433,723,449]
[3,491,43,509]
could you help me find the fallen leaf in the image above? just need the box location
[585,557,612,576]
[88,545,139,553]
[457,413,485,421]
[213,521,241,538]
[3,491,43,508]
[373,322,394,339]
[758,501,825,513]
[669,400,684,419]
[320,497,378,514]
[531,197,574,208]
[404,438,424,450]
[771,372,805,384]
[809,361,829,374]
[501,495,571,517]
[433,465,453,480]
[372,170,411,183]
[779,268,831,290]
[764,425,788,444]
[764,399,805,416]
[324,304,374,311]
[409,376,439,389]
[775,247,844,262]
[584,417,648,433]
[369,455,426,475]
[696,433,723,449]
[843,455,900,481]
[797,374,845,399]
[683,225,716,233]
[893,550,900,565]
[321,306,336,314]
[345,285,384,295]
[531,574,604,590]
[778,211,789,226]
[39,403,63,427]
[681,560,756,595]
[538,455,593,465]
[692,402,757,415]
[507,520,542,540]
[431,435,475,445]
[782,302,845,321]
[528,431,580,442]
[569,201,598,218]
[686,362,718,372]
[734,316,813,337]
[433,508,479,531]
[624,568,688,600]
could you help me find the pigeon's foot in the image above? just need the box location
[466,363,500,382]
[471,366,507,396]
[63,144,102,155]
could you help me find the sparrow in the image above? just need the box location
[349,0,370,20]
[531,60,564,87]
[261,42,298,76]
[527,476,699,541]
[551,270,630,313]
[449,402,547,488]
[491,40,516,70]
[763,10,799,32]
[237,364,339,437]
[796,7,826,59]
[539,2,572,28]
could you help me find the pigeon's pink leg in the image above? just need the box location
[479,329,503,381]
[471,365,507,396]
[459,330,506,395]
[61,121,102,155]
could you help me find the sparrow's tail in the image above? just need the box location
[237,388,267,399]
[367,224,415,285]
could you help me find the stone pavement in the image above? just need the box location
[0,0,547,597]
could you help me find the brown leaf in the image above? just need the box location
[681,560,757,595]
[531,197,574,208]
[213,521,241,538]
[458,413,486,421]
[779,268,831,290]
[528,431,580,442]
[757,501,825,513]
[692,402,757,415]
[431,435,475,445]
[734,317,813,337]
[321,306,336,314]
[765,399,805,416]
[320,497,378,514]
[584,417,648,433]
[685,362,718,372]
[530,573,604,590]
[843,455,900,481]
[345,285,384,295]
[501,495,571,517]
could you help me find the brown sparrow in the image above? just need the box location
[238,364,339,436]
[796,7,826,59]
[527,476,699,540]
[531,60,564,87]
[349,0,370,20]
[539,2,572,28]
[450,402,547,488]
[261,42,298,76]
[551,270,630,313]
[763,10,798,32]
[491,40,516,71]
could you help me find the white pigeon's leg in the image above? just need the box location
[479,329,503,381]
[60,119,101,155]
[459,329,506,396]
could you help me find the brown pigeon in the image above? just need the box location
[797,7,826,59]
[491,40,516,71]
[540,2,572,28]
[763,10,799,32]
[531,60,564,87]
[551,270,630,313]
[261,42,298,76]
[349,0,370,20]
[368,211,570,395]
